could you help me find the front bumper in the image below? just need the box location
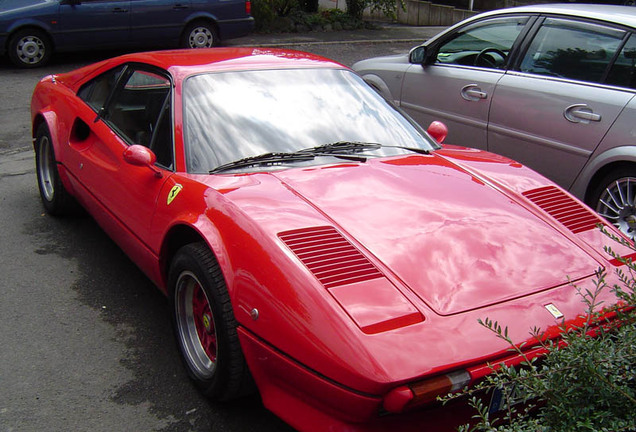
[238,327,480,432]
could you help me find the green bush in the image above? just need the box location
[442,226,636,432]
[251,0,299,31]
[251,0,400,32]
[345,0,403,20]
[298,0,319,13]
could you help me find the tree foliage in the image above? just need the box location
[345,0,403,20]
[251,0,403,28]
[442,226,636,432]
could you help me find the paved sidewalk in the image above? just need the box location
[225,24,447,47]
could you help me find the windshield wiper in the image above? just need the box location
[298,141,383,154]
[210,152,315,174]
[209,141,429,174]
[209,150,367,174]
[299,141,430,156]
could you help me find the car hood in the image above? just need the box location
[273,153,600,316]
[352,53,409,70]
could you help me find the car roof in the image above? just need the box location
[139,48,344,75]
[476,3,636,28]
[57,48,346,89]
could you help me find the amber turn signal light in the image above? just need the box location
[383,370,471,413]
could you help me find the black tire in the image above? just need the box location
[169,242,253,400]
[34,123,77,216]
[181,21,219,48]
[8,28,52,68]
[586,167,636,240]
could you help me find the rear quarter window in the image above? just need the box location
[519,18,626,84]
[77,66,126,111]
[606,33,636,89]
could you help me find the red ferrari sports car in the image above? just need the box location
[31,48,633,431]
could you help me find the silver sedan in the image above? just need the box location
[354,4,636,239]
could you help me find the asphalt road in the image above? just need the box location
[0,35,424,432]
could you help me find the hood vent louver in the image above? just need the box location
[523,186,599,234]
[278,226,383,288]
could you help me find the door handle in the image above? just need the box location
[174,4,189,9]
[461,84,488,101]
[113,7,128,13]
[564,104,601,124]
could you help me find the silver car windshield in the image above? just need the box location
[183,68,437,173]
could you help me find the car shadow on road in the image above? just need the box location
[24,209,291,432]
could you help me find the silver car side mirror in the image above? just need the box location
[409,46,427,65]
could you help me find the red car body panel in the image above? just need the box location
[31,48,633,431]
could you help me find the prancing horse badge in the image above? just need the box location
[167,184,183,205]
[545,303,564,319]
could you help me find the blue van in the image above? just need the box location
[0,0,254,67]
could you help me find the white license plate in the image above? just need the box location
[488,384,521,414]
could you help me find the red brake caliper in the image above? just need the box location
[192,284,217,362]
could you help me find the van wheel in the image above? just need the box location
[8,28,52,68]
[181,21,219,48]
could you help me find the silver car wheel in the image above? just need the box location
[174,271,217,380]
[595,176,636,240]
[16,35,46,65]
[37,134,55,202]
[188,26,215,48]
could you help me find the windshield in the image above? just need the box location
[183,68,437,173]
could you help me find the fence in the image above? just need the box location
[395,1,478,25]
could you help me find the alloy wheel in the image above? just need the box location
[37,135,55,202]
[175,271,218,380]
[595,177,636,240]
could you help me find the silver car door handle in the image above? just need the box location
[113,7,128,13]
[564,104,602,124]
[461,84,488,101]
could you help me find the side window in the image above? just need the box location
[77,65,125,112]
[606,33,636,88]
[435,16,530,69]
[107,69,174,170]
[519,18,625,84]
[150,96,173,170]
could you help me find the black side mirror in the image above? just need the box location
[408,46,427,65]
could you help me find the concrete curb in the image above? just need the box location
[245,38,424,47]
[224,25,446,47]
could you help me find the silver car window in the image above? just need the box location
[519,18,626,84]
[435,16,530,69]
[606,33,636,89]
